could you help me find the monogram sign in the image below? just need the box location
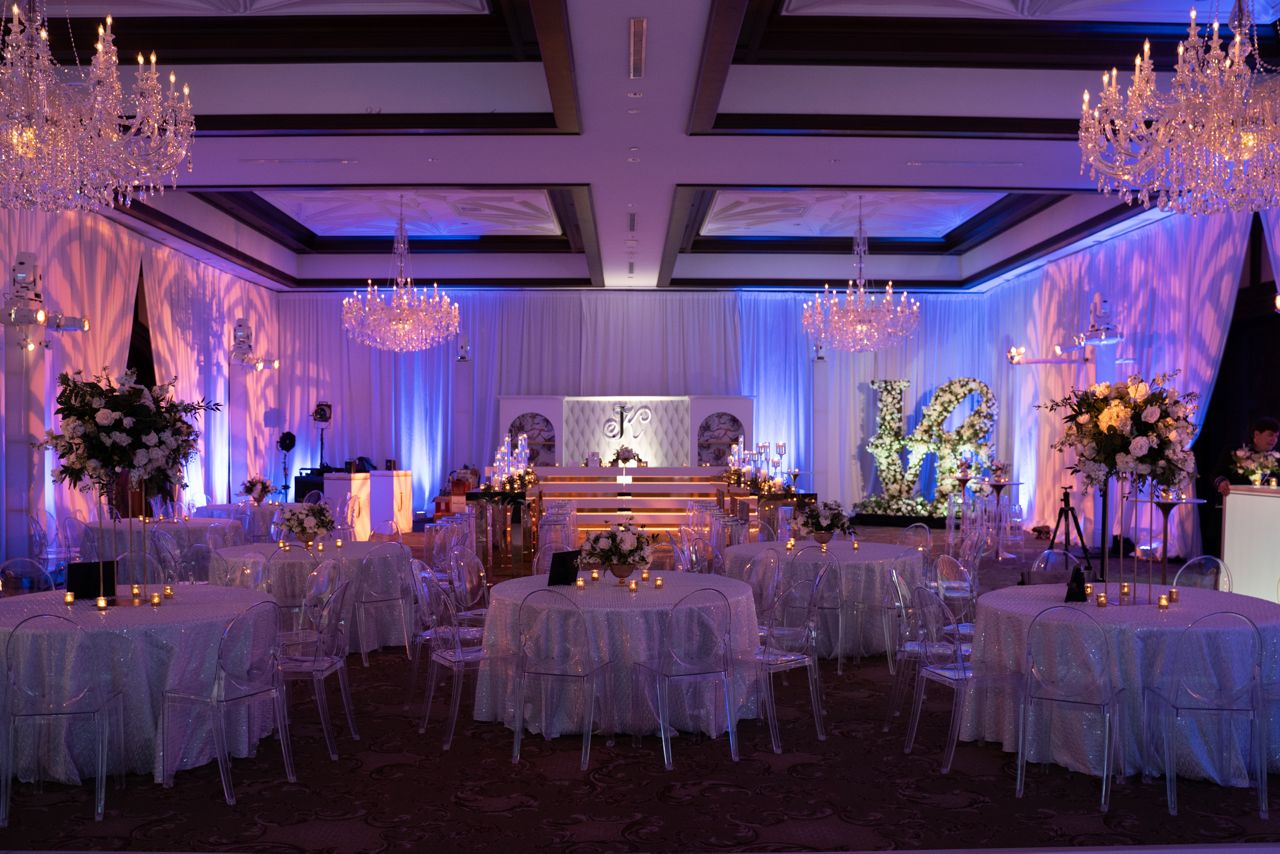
[861,378,997,516]
[603,402,653,440]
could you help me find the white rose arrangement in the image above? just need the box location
[580,522,652,567]
[1042,371,1197,490]
[281,504,335,542]
[797,499,856,536]
[1231,447,1280,482]
[239,475,275,504]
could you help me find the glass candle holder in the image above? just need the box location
[590,569,600,582]
[654,576,664,589]
[277,539,286,550]
[335,538,344,549]
[317,542,325,553]
[628,579,638,593]
[1096,592,1108,607]
[96,596,108,611]
[640,569,650,582]
[63,591,75,606]
[1084,582,1093,597]
[150,592,161,607]
[1158,594,1169,611]
[163,584,174,599]
[575,577,585,590]
[1120,582,1131,597]
[1169,587,1179,603]
[786,538,795,552]
[130,584,142,599]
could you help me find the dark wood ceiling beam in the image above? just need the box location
[529,0,581,133]
[709,114,1079,139]
[194,113,560,137]
[193,190,316,253]
[688,0,751,134]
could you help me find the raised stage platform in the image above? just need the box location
[534,466,735,532]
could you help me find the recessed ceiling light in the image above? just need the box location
[626,91,643,98]
[626,108,640,115]
[626,157,640,163]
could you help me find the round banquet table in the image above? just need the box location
[474,572,760,738]
[723,539,925,657]
[195,502,302,542]
[0,585,276,785]
[211,542,410,655]
[80,517,227,560]
[961,583,1280,786]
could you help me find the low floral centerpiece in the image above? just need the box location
[281,503,335,544]
[239,475,275,505]
[797,500,856,549]
[1231,446,1280,485]
[609,445,645,467]
[580,522,653,582]
[723,465,795,496]
[481,468,538,494]
[1042,371,1197,492]
[990,460,1011,481]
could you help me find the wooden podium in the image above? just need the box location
[1222,485,1280,602]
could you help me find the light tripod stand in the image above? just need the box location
[1049,486,1093,575]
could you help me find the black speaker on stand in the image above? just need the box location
[277,431,296,501]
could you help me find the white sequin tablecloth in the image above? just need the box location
[80,518,227,561]
[475,572,760,737]
[723,540,924,656]
[211,542,410,655]
[0,585,275,785]
[961,583,1280,785]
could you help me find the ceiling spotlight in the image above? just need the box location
[47,313,89,332]
[4,305,44,325]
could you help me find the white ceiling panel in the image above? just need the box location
[700,189,1007,238]
[255,188,563,238]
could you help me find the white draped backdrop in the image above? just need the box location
[0,206,1258,558]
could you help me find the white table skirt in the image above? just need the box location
[475,573,760,738]
[0,585,276,785]
[211,542,410,655]
[723,540,924,657]
[962,583,1280,786]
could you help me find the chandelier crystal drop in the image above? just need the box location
[0,3,194,211]
[801,198,920,353]
[1079,1,1280,214]
[342,199,460,352]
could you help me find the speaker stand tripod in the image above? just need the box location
[1049,487,1094,575]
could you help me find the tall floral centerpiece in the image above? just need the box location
[43,369,220,601]
[580,522,652,582]
[1042,371,1197,595]
[239,475,275,505]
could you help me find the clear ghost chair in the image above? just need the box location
[447,547,490,627]
[882,568,928,731]
[647,540,677,574]
[1143,610,1267,818]
[114,551,164,587]
[755,572,827,754]
[371,520,403,544]
[738,548,782,629]
[406,567,480,706]
[934,554,977,632]
[302,490,324,504]
[636,587,742,770]
[418,577,493,750]
[511,588,610,771]
[903,586,974,774]
[0,558,56,595]
[755,520,776,543]
[1017,605,1123,812]
[1172,555,1232,592]
[205,523,237,551]
[790,545,855,674]
[279,579,360,761]
[0,613,123,827]
[900,522,933,552]
[161,600,294,805]
[1029,548,1083,576]
[180,543,213,584]
[531,546,556,575]
[354,543,414,666]
[149,530,183,582]
[61,517,89,561]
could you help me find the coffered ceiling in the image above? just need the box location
[56,0,1260,290]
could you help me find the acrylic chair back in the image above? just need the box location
[114,551,163,587]
[739,548,781,615]
[5,613,98,715]
[1030,549,1083,575]
[1173,556,1231,592]
[448,547,489,611]
[361,542,412,600]
[0,558,55,595]
[911,586,969,675]
[215,600,283,703]
[1024,606,1113,706]
[1161,610,1261,710]
[659,588,733,677]
[516,588,600,676]
[900,522,933,551]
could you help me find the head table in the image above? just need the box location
[0,585,276,785]
[962,583,1280,786]
[723,539,924,657]
[211,542,410,656]
[475,572,760,739]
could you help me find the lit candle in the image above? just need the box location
[1120,582,1131,597]
[277,539,286,550]
[1096,592,1108,607]
[641,569,650,582]
[130,584,141,599]
[163,584,174,599]
[852,539,860,551]
[1158,594,1169,610]
[575,577,585,589]
[95,596,108,611]
[1084,582,1093,597]
[654,576,663,589]
[628,579,638,592]
[183,514,190,521]
[590,569,599,581]
[317,542,325,553]
[150,592,161,607]
[786,538,795,552]
[63,590,75,605]
[335,538,344,549]
[1169,587,1179,603]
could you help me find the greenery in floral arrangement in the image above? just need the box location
[1041,371,1197,490]
[580,522,653,567]
[239,475,275,504]
[281,503,335,542]
[1230,446,1280,481]
[481,469,538,494]
[723,466,795,496]
[862,378,997,517]
[43,368,221,497]
[797,500,856,537]
[608,445,645,467]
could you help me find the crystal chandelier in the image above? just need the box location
[342,198,460,352]
[1079,1,1280,214]
[0,3,194,212]
[801,197,920,353]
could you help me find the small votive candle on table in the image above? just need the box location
[130,584,142,599]
[1169,587,1180,603]
[277,539,286,550]
[335,538,344,549]
[317,542,325,553]
[628,579,638,593]
[1096,592,1108,607]
[95,596,108,611]
[786,538,795,552]
[1158,594,1170,611]
[163,584,174,599]
[590,569,600,582]
[575,577,585,590]
[63,591,75,606]
[150,592,161,608]
[640,569,650,583]
[654,576,664,589]
[1120,582,1131,598]
[1084,582,1093,597]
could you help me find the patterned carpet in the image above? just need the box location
[5,641,1280,853]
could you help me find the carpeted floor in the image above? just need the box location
[4,644,1280,853]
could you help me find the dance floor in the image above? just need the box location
[3,627,1278,853]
